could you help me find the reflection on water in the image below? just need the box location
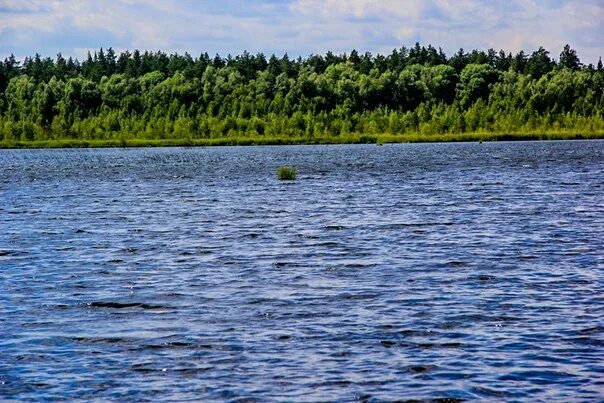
[1,141,603,400]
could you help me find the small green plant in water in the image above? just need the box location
[277,165,297,181]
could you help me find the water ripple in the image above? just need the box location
[1,141,603,401]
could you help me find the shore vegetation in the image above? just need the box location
[1,44,603,147]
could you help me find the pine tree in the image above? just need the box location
[559,44,581,70]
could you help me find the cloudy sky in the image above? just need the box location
[1,0,602,64]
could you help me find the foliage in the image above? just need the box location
[277,165,297,180]
[0,44,603,145]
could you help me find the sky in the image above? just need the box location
[1,0,602,64]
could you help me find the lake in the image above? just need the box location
[1,141,603,401]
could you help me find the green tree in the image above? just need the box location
[457,64,501,108]
[559,44,581,70]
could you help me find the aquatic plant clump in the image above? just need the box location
[277,165,297,180]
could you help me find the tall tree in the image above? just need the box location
[527,47,554,78]
[559,44,581,70]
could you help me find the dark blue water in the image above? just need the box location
[1,141,603,401]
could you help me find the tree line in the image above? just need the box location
[1,43,603,143]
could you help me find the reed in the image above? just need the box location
[1,131,602,149]
[277,165,297,181]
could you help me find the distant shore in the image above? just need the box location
[1,131,603,149]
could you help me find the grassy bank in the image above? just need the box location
[1,130,603,149]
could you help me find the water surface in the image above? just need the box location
[1,141,603,401]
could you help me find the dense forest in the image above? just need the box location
[1,43,603,146]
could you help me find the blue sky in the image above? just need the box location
[1,0,602,64]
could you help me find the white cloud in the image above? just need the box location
[286,0,604,62]
[0,0,602,63]
[290,0,423,19]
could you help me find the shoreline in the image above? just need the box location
[1,131,603,149]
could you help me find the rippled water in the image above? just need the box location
[1,141,603,401]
